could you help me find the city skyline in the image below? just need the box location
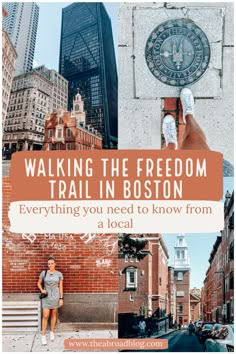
[33,2,118,71]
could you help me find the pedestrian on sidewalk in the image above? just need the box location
[162,87,209,151]
[37,256,64,346]
[139,320,146,338]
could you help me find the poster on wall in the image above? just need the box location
[1,1,234,353]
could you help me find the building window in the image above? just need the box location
[66,128,71,138]
[56,128,63,138]
[66,143,71,150]
[230,271,234,289]
[56,143,61,150]
[58,117,62,124]
[229,241,234,260]
[191,305,194,310]
[126,267,137,289]
[48,143,52,151]
[129,294,134,302]
[48,129,53,138]
[176,291,185,297]
[177,272,183,281]
[177,303,183,313]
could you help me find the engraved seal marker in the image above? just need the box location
[145,19,211,86]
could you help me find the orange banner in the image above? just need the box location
[64,338,168,351]
[10,150,222,201]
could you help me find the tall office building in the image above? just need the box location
[2,2,39,76]
[59,3,118,148]
[33,65,68,112]
[2,71,52,153]
[2,7,17,133]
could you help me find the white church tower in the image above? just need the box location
[173,234,190,270]
[72,89,86,126]
[173,234,190,326]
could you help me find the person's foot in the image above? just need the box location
[41,335,47,345]
[162,114,178,149]
[50,331,55,341]
[180,87,195,123]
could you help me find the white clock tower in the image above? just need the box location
[72,89,86,126]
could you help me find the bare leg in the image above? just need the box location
[181,114,210,150]
[42,308,50,336]
[165,143,176,150]
[50,309,57,332]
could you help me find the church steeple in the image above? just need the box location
[173,234,190,270]
[72,88,86,126]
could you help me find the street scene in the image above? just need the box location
[118,185,234,351]
[2,1,118,170]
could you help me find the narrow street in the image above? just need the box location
[158,330,204,352]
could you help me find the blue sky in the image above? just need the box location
[163,177,234,290]
[34,2,118,70]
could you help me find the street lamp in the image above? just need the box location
[215,270,226,324]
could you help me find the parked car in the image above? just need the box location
[211,323,223,337]
[196,322,214,336]
[205,325,234,352]
[199,323,214,343]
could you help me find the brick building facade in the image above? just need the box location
[2,178,117,328]
[190,292,201,322]
[202,190,234,324]
[43,91,102,151]
[173,235,190,326]
[118,234,169,319]
[167,266,176,325]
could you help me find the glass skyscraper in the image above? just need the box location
[59,3,118,148]
[2,2,39,76]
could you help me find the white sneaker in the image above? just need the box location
[162,114,178,149]
[50,331,55,341]
[180,87,195,123]
[41,335,47,345]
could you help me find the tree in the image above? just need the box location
[118,234,148,260]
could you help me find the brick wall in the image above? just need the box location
[190,295,201,322]
[118,254,149,315]
[118,235,169,317]
[2,177,118,294]
[174,270,190,324]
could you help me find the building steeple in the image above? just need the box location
[173,234,190,270]
[72,88,86,126]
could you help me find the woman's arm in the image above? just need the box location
[37,278,47,294]
[59,280,64,307]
